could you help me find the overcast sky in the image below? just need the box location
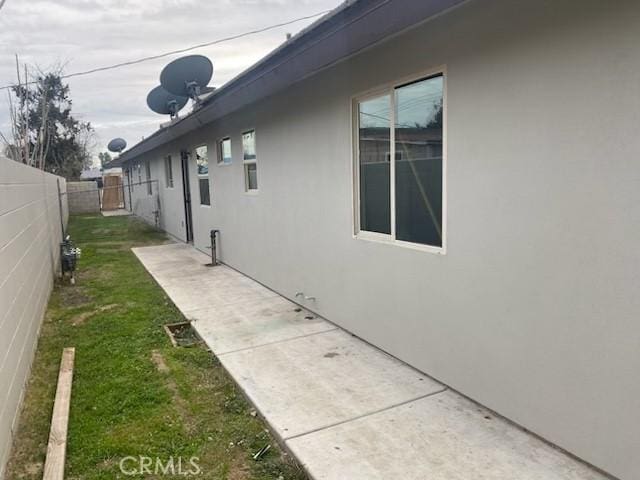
[0,0,339,166]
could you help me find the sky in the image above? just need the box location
[0,0,340,166]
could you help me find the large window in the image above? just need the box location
[195,145,210,205]
[242,130,258,192]
[218,137,232,165]
[164,155,173,188]
[355,73,444,249]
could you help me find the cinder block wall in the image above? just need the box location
[0,157,68,479]
[67,181,100,214]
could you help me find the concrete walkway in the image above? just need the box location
[133,243,608,480]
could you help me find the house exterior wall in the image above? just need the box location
[125,150,188,240]
[0,158,68,479]
[131,1,640,478]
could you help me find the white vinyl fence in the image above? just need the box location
[0,156,68,479]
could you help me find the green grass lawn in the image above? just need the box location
[6,215,306,480]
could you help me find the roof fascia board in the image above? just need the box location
[120,0,466,163]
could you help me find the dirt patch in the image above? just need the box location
[24,462,43,476]
[79,266,115,282]
[59,286,92,307]
[149,349,195,433]
[71,304,118,326]
[228,455,251,480]
[71,311,94,326]
[151,350,169,373]
[166,376,195,434]
[324,352,340,358]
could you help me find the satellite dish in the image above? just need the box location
[107,138,127,153]
[160,55,213,102]
[147,85,188,118]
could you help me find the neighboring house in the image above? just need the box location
[118,1,640,479]
[80,166,123,181]
[79,167,103,187]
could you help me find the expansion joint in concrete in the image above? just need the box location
[283,387,449,441]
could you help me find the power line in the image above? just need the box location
[0,9,331,91]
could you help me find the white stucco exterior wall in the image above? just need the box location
[0,158,68,479]
[129,1,640,478]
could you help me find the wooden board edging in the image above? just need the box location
[42,347,75,480]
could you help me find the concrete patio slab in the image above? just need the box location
[287,390,607,480]
[133,243,609,480]
[186,296,337,354]
[220,328,444,439]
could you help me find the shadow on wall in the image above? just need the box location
[0,157,69,478]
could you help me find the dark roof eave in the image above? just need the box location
[119,0,467,164]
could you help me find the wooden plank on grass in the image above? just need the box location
[43,347,75,480]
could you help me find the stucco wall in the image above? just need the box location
[124,156,187,238]
[0,158,68,479]
[131,1,640,478]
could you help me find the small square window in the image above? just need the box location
[218,138,232,165]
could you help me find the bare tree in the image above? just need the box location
[0,56,50,170]
[1,60,92,178]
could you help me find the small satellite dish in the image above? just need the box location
[160,55,213,102]
[147,85,188,118]
[107,138,127,153]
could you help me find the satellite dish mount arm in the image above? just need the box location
[186,81,202,103]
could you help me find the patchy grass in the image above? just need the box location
[6,215,306,480]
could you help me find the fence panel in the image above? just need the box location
[0,157,68,479]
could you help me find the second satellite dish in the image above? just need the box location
[147,86,189,118]
[108,138,127,153]
[160,55,213,101]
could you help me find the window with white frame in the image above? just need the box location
[164,155,173,188]
[145,160,152,195]
[355,73,444,249]
[218,137,232,165]
[242,130,257,192]
[195,145,210,205]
